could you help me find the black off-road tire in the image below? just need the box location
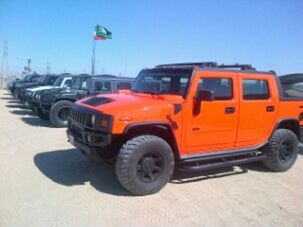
[115,135,175,195]
[263,129,298,172]
[35,107,49,120]
[49,100,73,128]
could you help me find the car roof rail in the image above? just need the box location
[155,62,259,71]
[155,62,218,69]
[217,64,256,71]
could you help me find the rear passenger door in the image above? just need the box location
[236,74,278,147]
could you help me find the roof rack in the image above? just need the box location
[155,62,257,71]
[217,64,256,71]
[155,62,218,69]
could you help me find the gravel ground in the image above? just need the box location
[0,89,303,227]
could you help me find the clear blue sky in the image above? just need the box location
[0,0,302,77]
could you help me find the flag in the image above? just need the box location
[93,25,112,40]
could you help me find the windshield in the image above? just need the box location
[47,76,59,85]
[39,75,48,83]
[132,69,192,97]
[53,77,64,86]
[23,75,31,82]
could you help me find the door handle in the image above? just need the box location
[225,107,235,114]
[266,106,275,112]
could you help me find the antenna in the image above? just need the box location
[1,40,9,88]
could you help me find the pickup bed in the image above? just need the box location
[67,62,303,195]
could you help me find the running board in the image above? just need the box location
[179,154,266,172]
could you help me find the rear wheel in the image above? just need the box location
[49,100,73,127]
[263,129,298,172]
[115,135,175,195]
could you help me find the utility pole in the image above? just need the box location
[46,61,51,74]
[27,59,31,74]
[1,40,9,89]
[91,39,96,75]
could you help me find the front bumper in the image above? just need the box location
[40,103,52,112]
[67,127,112,162]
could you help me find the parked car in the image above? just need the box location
[39,74,134,127]
[14,74,59,103]
[24,74,73,114]
[67,62,303,195]
[279,73,303,98]
[9,74,42,96]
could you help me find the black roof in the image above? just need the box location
[154,61,275,75]
[279,74,303,84]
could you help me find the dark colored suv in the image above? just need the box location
[39,74,134,127]
[15,74,59,103]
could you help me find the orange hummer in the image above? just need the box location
[67,62,303,195]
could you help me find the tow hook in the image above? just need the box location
[167,115,178,129]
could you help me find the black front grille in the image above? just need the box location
[70,108,92,126]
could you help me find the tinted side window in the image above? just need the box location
[94,81,111,91]
[64,79,72,88]
[80,78,88,90]
[243,79,269,100]
[116,82,132,90]
[198,78,232,100]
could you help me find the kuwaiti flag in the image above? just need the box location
[93,25,112,40]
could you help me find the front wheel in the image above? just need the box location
[49,100,73,127]
[263,129,298,172]
[115,135,175,195]
[35,107,49,120]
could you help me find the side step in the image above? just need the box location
[178,154,267,172]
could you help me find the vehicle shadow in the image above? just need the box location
[298,144,303,155]
[20,116,53,127]
[10,109,34,116]
[7,100,20,104]
[1,96,15,100]
[6,104,27,109]
[34,149,130,196]
[34,148,271,196]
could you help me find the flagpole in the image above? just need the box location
[91,38,96,76]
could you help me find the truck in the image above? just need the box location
[280,73,303,98]
[66,62,303,195]
[24,74,73,115]
[9,73,42,96]
[38,74,134,127]
[14,74,59,103]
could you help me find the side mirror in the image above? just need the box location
[194,89,214,115]
[197,89,214,102]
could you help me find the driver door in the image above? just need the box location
[183,71,239,153]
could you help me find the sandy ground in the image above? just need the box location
[0,89,302,227]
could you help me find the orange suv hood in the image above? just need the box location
[76,91,184,122]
